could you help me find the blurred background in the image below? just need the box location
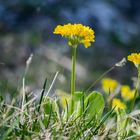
[0,0,140,99]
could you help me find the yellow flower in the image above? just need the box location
[112,98,126,110]
[101,78,119,93]
[53,23,95,48]
[55,90,70,108]
[121,85,135,101]
[127,53,140,67]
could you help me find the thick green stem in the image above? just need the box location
[71,45,77,113]
[129,66,140,112]
[125,66,140,133]
[136,66,140,89]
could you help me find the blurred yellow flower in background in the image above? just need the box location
[121,85,135,101]
[127,53,140,67]
[101,78,119,93]
[112,98,126,110]
[54,23,95,48]
[55,89,70,108]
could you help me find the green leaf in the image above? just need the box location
[116,109,128,139]
[73,91,85,117]
[84,91,105,123]
[62,91,85,121]
[62,91,104,123]
[43,97,59,117]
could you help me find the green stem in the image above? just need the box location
[71,45,77,113]
[136,66,140,90]
[124,66,140,135]
[129,67,140,112]
[85,65,115,93]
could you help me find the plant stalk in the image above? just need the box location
[71,45,77,113]
[124,66,140,134]
[129,66,140,112]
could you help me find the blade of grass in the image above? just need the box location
[84,107,115,139]
[2,117,20,140]
[32,78,47,131]
[65,99,68,122]
[85,65,115,92]
[21,54,33,111]
[45,71,59,99]
[37,78,47,112]
[92,107,115,135]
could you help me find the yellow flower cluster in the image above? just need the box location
[112,98,126,110]
[127,53,140,66]
[101,78,119,93]
[121,85,135,101]
[53,23,95,48]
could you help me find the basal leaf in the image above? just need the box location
[84,91,104,123]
